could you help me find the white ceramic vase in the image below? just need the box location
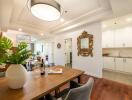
[6,64,27,89]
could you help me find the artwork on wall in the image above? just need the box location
[57,43,61,48]
[77,31,93,57]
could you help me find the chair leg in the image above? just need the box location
[77,75,81,83]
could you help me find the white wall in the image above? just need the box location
[34,42,54,63]
[54,22,103,78]
[3,30,27,46]
[3,30,18,46]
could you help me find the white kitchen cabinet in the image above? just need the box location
[123,28,132,47]
[115,58,124,72]
[115,28,132,47]
[124,58,132,73]
[102,31,114,48]
[103,57,115,70]
[103,57,132,74]
[102,28,132,48]
[115,29,125,47]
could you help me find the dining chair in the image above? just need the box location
[0,72,5,77]
[45,77,94,100]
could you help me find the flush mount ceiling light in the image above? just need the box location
[30,0,61,21]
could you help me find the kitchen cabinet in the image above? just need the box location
[115,28,132,47]
[124,58,132,73]
[115,29,125,47]
[102,28,132,48]
[103,57,132,74]
[115,58,124,72]
[103,57,115,70]
[102,31,114,48]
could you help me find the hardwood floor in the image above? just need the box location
[60,74,132,100]
[103,70,132,85]
[81,74,132,100]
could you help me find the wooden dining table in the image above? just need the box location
[0,66,84,100]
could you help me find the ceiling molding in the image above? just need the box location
[51,8,113,34]
[1,0,113,38]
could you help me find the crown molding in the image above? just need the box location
[51,8,113,34]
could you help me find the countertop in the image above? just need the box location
[103,56,132,58]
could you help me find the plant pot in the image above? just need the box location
[5,64,27,89]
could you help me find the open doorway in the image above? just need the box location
[64,38,72,68]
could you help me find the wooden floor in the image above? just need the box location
[60,74,132,100]
[81,74,132,100]
[103,70,132,85]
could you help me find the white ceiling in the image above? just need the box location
[102,14,132,31]
[109,0,132,16]
[1,0,132,39]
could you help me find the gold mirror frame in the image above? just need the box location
[77,31,93,57]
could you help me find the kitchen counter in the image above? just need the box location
[103,56,132,58]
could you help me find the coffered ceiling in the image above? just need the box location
[1,0,132,39]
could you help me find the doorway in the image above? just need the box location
[64,38,72,68]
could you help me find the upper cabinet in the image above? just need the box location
[102,31,114,48]
[114,29,125,47]
[115,28,132,47]
[102,27,132,48]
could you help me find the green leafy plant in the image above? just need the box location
[0,35,13,64]
[0,35,32,64]
[6,42,32,64]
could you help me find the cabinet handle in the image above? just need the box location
[114,58,115,62]
[123,43,125,47]
[125,58,126,62]
[123,58,126,63]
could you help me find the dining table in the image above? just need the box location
[0,66,84,100]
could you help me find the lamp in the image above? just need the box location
[30,0,61,21]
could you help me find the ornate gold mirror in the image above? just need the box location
[77,31,93,57]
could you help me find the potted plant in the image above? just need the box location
[0,35,13,77]
[0,35,31,89]
[0,35,13,65]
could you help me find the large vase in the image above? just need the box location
[6,64,27,89]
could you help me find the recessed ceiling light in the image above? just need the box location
[102,24,107,28]
[60,18,64,22]
[40,33,44,36]
[18,28,22,31]
[126,18,132,22]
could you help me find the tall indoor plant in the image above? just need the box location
[0,35,31,89]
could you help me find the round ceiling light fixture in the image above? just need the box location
[30,0,61,21]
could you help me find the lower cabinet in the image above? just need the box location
[103,57,115,70]
[124,58,132,73]
[115,58,124,72]
[103,57,132,74]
